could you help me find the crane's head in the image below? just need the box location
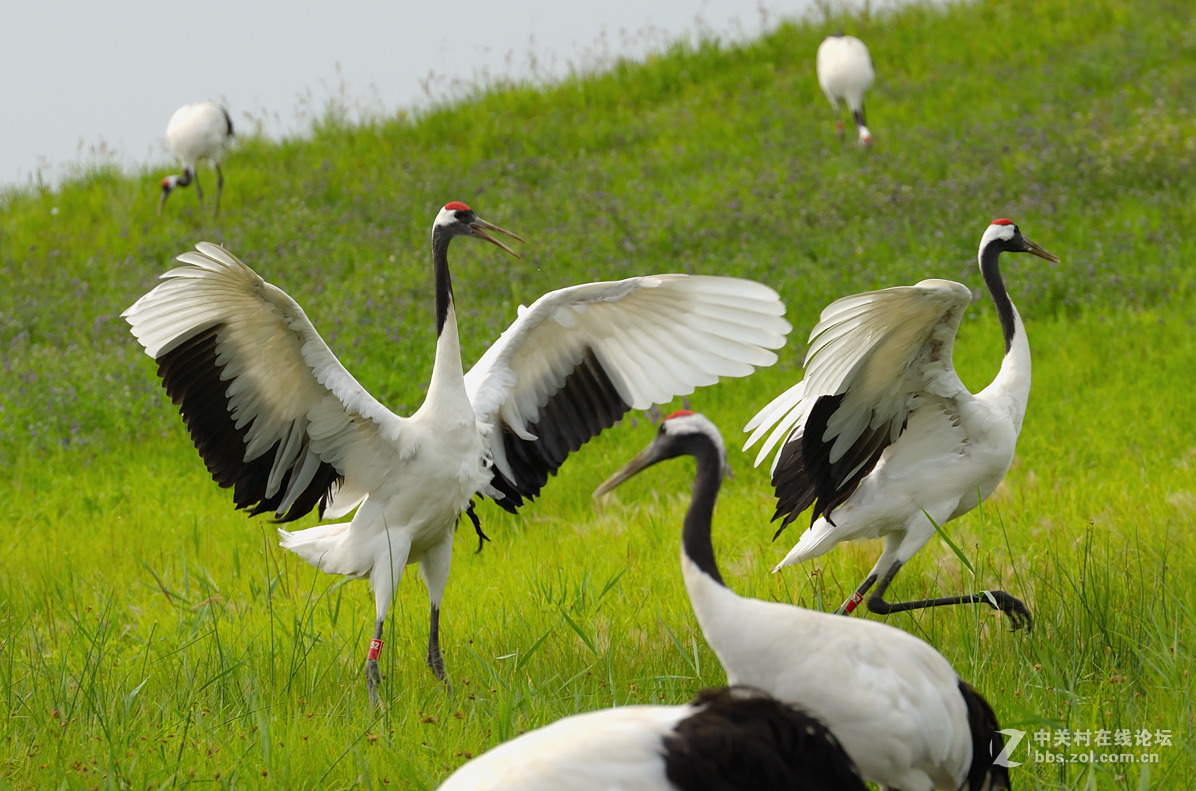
[982,219,1060,263]
[158,175,181,214]
[433,201,524,257]
[593,410,728,498]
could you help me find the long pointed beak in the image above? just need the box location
[1023,236,1059,263]
[593,443,664,499]
[470,217,525,258]
[158,187,171,215]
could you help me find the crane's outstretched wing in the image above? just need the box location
[744,279,973,531]
[123,243,405,522]
[465,275,792,511]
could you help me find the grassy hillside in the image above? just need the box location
[2,0,1195,787]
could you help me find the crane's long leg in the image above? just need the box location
[834,572,878,616]
[366,528,411,707]
[366,618,385,705]
[193,169,205,211]
[851,105,867,134]
[421,533,454,693]
[214,163,224,217]
[427,604,449,686]
[865,560,1033,631]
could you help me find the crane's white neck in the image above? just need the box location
[421,227,470,416]
[981,301,1031,432]
[978,240,1031,432]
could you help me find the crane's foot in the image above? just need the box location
[366,658,382,706]
[980,590,1033,632]
[427,648,453,694]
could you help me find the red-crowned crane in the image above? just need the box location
[595,411,1010,791]
[744,219,1058,629]
[816,34,875,145]
[159,101,234,215]
[436,686,867,791]
[123,202,792,704]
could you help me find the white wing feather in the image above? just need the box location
[123,243,405,513]
[745,279,973,473]
[466,275,791,486]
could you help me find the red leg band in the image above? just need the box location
[368,639,383,661]
[843,591,864,614]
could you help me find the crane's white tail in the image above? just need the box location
[772,518,839,572]
[278,523,368,577]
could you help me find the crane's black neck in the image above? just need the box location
[176,170,193,187]
[980,241,1017,355]
[430,226,456,336]
[680,435,726,587]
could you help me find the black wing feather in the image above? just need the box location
[770,393,903,535]
[156,324,341,523]
[960,681,1011,791]
[489,347,629,513]
[663,686,868,791]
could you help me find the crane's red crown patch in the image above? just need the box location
[444,201,471,212]
[666,409,696,420]
[992,218,1014,226]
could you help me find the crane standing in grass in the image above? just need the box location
[159,101,234,215]
[436,686,868,791]
[816,34,875,145]
[745,219,1059,628]
[124,202,791,704]
[595,411,1011,791]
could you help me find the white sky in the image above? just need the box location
[1,0,892,188]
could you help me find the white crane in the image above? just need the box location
[123,202,791,704]
[815,34,875,145]
[437,686,867,791]
[160,101,234,215]
[744,219,1058,628]
[595,411,1011,791]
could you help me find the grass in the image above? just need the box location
[2,0,1195,787]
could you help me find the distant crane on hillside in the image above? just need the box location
[816,34,875,145]
[159,101,234,215]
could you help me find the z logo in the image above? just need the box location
[993,728,1027,768]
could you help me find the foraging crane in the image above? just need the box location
[437,686,867,791]
[159,101,234,215]
[123,202,791,704]
[815,34,875,145]
[744,219,1058,629]
[595,411,1010,791]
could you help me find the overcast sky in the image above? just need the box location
[2,0,896,188]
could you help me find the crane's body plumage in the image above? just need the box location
[749,279,1026,571]
[595,412,1009,791]
[437,686,867,791]
[124,203,791,702]
[684,556,973,790]
[745,221,1055,627]
[440,703,687,791]
[161,101,234,214]
[816,34,875,144]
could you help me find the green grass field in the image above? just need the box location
[3,0,1194,787]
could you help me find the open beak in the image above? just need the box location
[1022,236,1059,263]
[593,442,665,499]
[470,217,525,258]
